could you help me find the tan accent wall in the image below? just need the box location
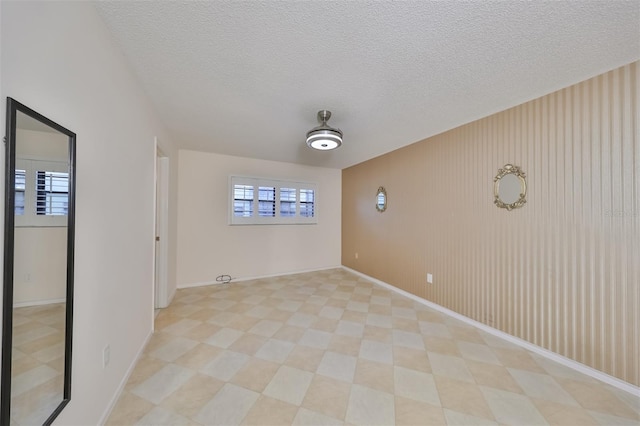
[342,61,639,386]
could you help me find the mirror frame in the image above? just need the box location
[493,163,526,211]
[376,186,387,213]
[1,98,76,425]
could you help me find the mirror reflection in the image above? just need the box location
[494,164,527,211]
[2,99,75,426]
[11,111,68,425]
[376,186,387,213]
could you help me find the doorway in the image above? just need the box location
[154,139,170,312]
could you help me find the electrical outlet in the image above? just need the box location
[103,345,110,368]
[355,252,359,259]
[427,273,433,284]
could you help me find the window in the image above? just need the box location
[230,176,317,225]
[300,189,315,218]
[258,186,275,217]
[280,188,296,217]
[233,184,254,217]
[15,159,69,227]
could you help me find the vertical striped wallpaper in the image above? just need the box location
[342,61,639,386]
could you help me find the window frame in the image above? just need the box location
[229,176,318,225]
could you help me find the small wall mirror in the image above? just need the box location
[1,98,76,425]
[376,186,387,213]
[494,164,526,211]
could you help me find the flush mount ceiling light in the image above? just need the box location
[306,110,343,150]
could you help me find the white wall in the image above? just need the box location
[1,2,179,424]
[177,150,341,286]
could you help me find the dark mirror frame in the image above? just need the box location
[1,98,76,425]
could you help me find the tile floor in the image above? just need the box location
[10,303,66,425]
[107,269,640,425]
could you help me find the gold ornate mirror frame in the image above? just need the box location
[494,164,527,211]
[376,186,387,213]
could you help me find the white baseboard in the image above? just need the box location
[98,330,153,425]
[177,265,343,289]
[342,266,640,397]
[13,297,66,308]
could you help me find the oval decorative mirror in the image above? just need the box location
[376,186,387,212]
[1,98,76,425]
[494,164,526,211]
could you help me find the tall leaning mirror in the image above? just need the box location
[1,98,76,425]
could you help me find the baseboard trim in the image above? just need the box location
[13,297,66,308]
[98,329,153,425]
[178,265,343,289]
[342,266,640,397]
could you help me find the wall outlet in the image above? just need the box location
[103,344,110,368]
[427,273,433,284]
[355,252,359,259]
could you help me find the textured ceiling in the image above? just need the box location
[94,1,640,169]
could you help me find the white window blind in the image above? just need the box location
[230,176,318,225]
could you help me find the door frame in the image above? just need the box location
[153,138,170,314]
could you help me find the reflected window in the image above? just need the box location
[15,169,26,215]
[36,171,69,216]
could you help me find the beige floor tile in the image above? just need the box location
[393,345,432,373]
[242,395,299,425]
[465,359,523,394]
[392,318,421,333]
[423,336,461,356]
[227,315,261,331]
[328,334,362,357]
[302,374,351,420]
[310,317,339,333]
[186,308,218,322]
[124,356,168,390]
[394,366,440,406]
[194,383,259,425]
[105,391,155,426]
[428,352,474,383]
[533,398,600,425]
[174,343,222,370]
[492,347,547,373]
[285,345,326,372]
[443,408,498,426]
[230,357,280,393]
[395,396,446,426]
[449,325,486,344]
[317,351,357,383]
[160,373,224,419]
[106,269,634,426]
[481,386,548,425]
[345,384,395,425]
[353,359,395,394]
[271,324,306,343]
[293,407,343,426]
[342,310,367,323]
[556,377,639,420]
[363,325,393,343]
[263,365,314,406]
[228,333,268,356]
[182,322,221,341]
[435,376,495,420]
[509,368,579,407]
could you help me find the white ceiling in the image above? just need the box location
[94,1,639,169]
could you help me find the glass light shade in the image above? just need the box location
[306,129,342,150]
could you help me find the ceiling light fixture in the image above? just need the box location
[306,110,343,150]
